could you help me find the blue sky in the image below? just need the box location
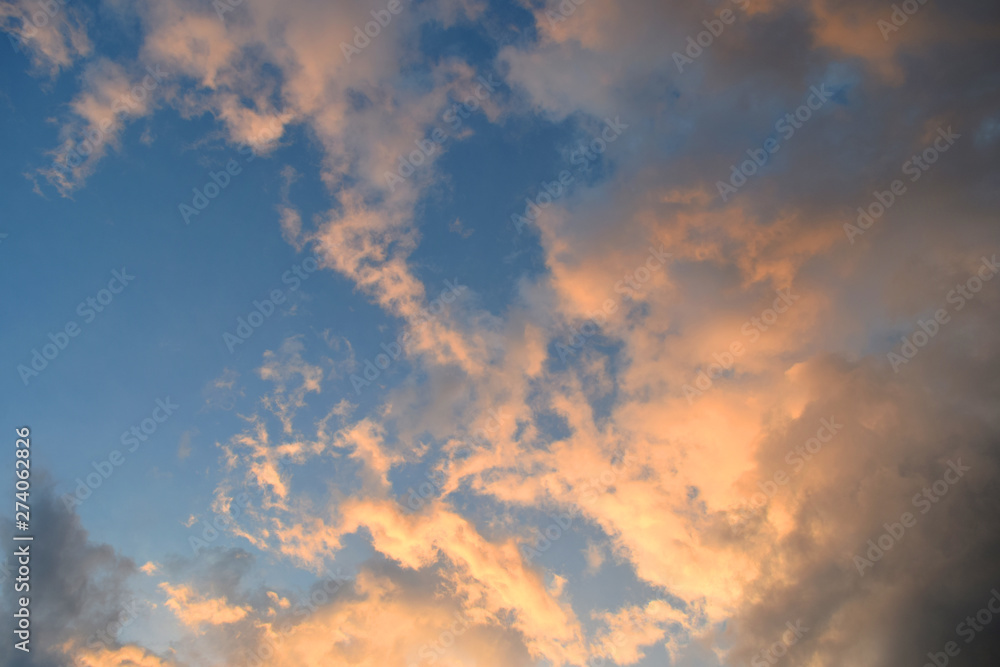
[2,0,1000,666]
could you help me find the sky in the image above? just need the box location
[1,0,1000,665]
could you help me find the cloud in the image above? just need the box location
[158,582,251,630]
[0,0,91,75]
[257,336,324,434]
[177,429,197,460]
[226,561,535,667]
[39,57,167,194]
[11,0,1000,663]
[0,475,172,667]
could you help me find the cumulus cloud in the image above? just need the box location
[158,582,250,630]
[12,0,1000,664]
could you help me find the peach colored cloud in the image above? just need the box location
[159,582,251,631]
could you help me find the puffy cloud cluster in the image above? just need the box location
[9,0,1000,664]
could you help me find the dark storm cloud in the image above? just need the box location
[0,473,145,666]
